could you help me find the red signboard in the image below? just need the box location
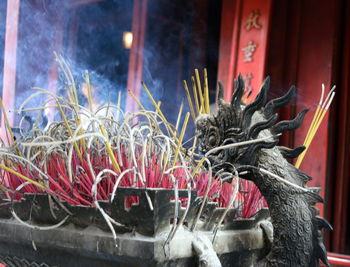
[218,0,272,102]
[235,0,271,102]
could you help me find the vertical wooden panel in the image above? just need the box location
[292,0,337,206]
[265,0,302,148]
[330,0,350,253]
[266,0,338,219]
[126,0,148,112]
[1,0,20,140]
[217,0,242,101]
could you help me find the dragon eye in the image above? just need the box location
[207,127,220,148]
[209,135,217,146]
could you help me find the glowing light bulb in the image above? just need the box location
[123,31,133,49]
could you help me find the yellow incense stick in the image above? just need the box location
[191,156,206,177]
[0,163,45,189]
[195,69,205,113]
[99,124,121,173]
[141,82,178,141]
[173,112,190,167]
[204,68,210,114]
[295,108,326,168]
[128,90,146,110]
[183,80,196,121]
[190,136,198,158]
[191,76,200,115]
[155,101,161,114]
[308,109,328,145]
[199,105,205,115]
[296,88,335,168]
[74,116,86,153]
[175,99,184,133]
[303,106,321,146]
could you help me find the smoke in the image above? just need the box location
[9,0,134,122]
[1,0,221,139]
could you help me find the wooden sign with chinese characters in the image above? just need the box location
[217,0,272,103]
[237,1,271,102]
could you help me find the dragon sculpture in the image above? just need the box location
[195,75,332,267]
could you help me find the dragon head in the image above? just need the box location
[195,75,308,177]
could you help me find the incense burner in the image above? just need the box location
[0,188,271,266]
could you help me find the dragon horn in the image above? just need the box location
[241,77,270,129]
[231,74,244,106]
[317,242,331,267]
[264,85,296,118]
[238,141,278,164]
[217,81,225,105]
[315,216,333,231]
[278,146,306,158]
[271,108,309,134]
[261,76,270,104]
[248,113,278,138]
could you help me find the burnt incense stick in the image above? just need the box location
[175,99,184,134]
[56,100,83,161]
[85,70,93,113]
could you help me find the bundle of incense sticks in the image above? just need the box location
[295,84,336,168]
[183,68,211,121]
[0,56,265,228]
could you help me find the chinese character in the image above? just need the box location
[242,41,257,62]
[246,9,262,31]
[243,73,254,97]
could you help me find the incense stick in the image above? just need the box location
[99,124,121,173]
[195,69,205,114]
[173,112,190,167]
[204,68,210,114]
[302,84,325,147]
[175,99,184,133]
[183,80,196,121]
[85,70,93,113]
[56,100,83,161]
[0,163,45,189]
[191,76,200,115]
[191,156,207,177]
[295,86,335,168]
[141,82,178,141]
[205,134,279,157]
[128,90,146,111]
